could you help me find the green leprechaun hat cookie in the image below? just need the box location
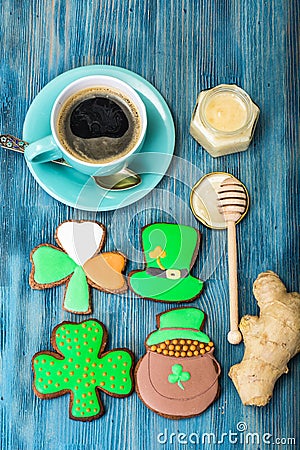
[129,223,204,302]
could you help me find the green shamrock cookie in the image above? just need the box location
[32,319,134,421]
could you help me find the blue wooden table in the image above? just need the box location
[0,1,299,449]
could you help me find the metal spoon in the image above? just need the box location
[0,134,141,190]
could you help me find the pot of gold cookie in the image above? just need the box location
[135,307,221,418]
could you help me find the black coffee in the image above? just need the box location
[57,87,142,163]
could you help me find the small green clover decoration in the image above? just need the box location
[168,364,191,390]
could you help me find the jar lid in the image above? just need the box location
[190,172,249,229]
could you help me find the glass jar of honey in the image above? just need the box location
[190,84,259,157]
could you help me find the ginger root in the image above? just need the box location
[229,271,300,406]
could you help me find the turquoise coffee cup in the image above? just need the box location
[24,75,147,176]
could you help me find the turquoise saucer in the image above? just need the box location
[23,65,175,211]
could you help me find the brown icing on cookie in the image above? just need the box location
[83,252,127,293]
[136,351,220,418]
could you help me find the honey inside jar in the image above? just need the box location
[204,92,248,132]
[190,84,260,157]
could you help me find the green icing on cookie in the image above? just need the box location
[146,308,210,346]
[168,364,191,390]
[32,246,77,284]
[31,246,90,314]
[32,320,133,421]
[63,266,90,313]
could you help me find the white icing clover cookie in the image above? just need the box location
[30,220,127,314]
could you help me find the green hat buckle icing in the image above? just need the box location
[129,223,204,302]
[146,308,210,346]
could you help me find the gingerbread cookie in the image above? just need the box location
[30,220,127,314]
[135,307,221,418]
[129,223,204,302]
[32,319,134,421]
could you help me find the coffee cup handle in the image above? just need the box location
[24,135,63,163]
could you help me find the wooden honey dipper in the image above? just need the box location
[217,177,248,344]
